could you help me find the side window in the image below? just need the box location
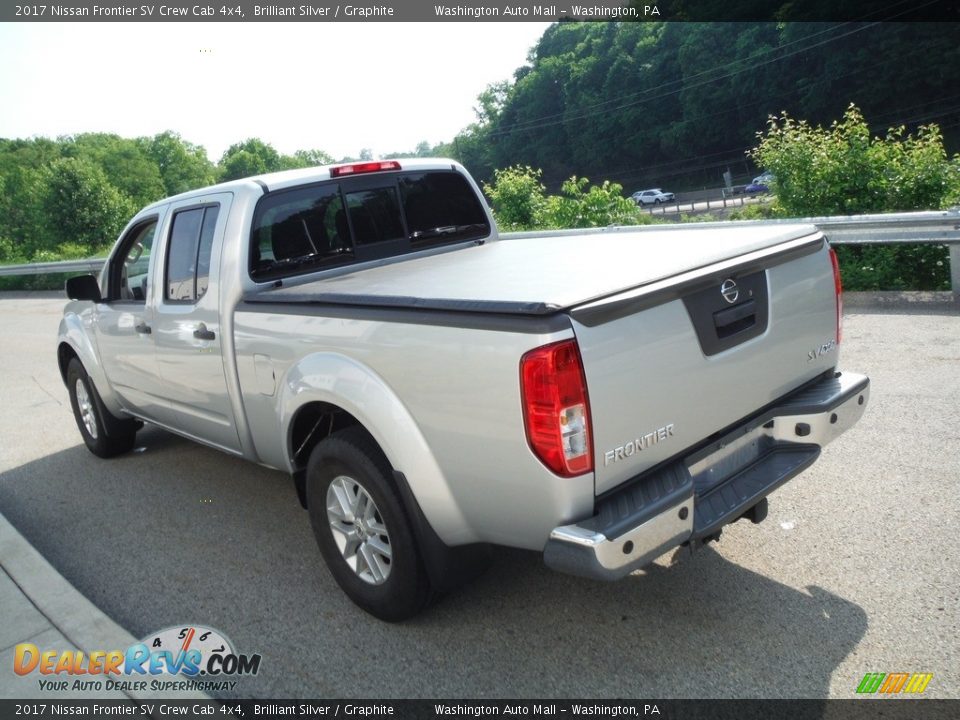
[196,207,218,299]
[165,205,220,303]
[112,219,157,303]
[398,172,489,248]
[250,184,352,281]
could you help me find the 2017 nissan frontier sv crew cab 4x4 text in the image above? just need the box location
[58,159,869,620]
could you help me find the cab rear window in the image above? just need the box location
[250,170,489,282]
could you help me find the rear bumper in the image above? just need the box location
[543,370,869,580]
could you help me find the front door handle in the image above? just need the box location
[134,322,152,335]
[193,324,216,341]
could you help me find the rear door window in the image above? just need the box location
[165,205,220,303]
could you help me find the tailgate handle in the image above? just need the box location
[714,299,756,338]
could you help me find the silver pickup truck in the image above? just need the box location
[57,159,869,620]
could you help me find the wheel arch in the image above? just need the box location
[278,352,474,546]
[57,312,125,417]
[57,341,78,385]
[287,400,362,505]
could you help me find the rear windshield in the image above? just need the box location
[250,170,490,282]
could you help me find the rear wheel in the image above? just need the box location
[66,358,137,458]
[306,427,432,621]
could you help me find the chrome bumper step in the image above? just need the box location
[544,371,870,581]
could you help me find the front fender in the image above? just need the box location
[278,352,475,546]
[58,304,125,417]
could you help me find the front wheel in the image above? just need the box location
[66,358,137,458]
[306,427,432,621]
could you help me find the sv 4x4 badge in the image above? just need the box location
[808,339,837,361]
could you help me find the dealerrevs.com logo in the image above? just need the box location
[14,625,261,693]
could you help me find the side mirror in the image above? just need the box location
[65,274,102,302]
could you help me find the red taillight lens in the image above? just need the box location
[829,246,843,344]
[520,339,593,477]
[330,160,401,178]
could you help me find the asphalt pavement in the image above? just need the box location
[0,291,957,699]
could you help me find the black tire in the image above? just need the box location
[655,198,662,204]
[306,427,432,621]
[66,358,137,458]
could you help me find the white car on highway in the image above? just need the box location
[632,188,676,205]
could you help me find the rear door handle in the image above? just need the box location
[134,322,152,335]
[193,324,216,341]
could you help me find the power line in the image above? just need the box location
[486,0,945,141]
[518,29,956,187]
[499,20,859,129]
[487,22,887,139]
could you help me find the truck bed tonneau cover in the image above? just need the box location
[243,224,818,315]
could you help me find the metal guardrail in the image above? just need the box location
[0,257,106,278]
[2,209,959,294]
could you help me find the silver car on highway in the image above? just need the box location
[632,188,676,205]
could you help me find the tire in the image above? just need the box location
[306,427,432,621]
[655,198,662,205]
[66,358,137,458]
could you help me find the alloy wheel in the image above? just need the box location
[326,476,392,585]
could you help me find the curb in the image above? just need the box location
[843,290,957,314]
[0,513,208,701]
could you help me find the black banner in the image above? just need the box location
[3,0,959,23]
[2,700,959,720]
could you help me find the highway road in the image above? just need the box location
[642,193,766,216]
[0,293,957,699]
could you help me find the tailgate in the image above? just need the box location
[571,232,839,496]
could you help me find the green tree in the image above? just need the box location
[0,174,14,263]
[0,138,64,258]
[750,105,960,215]
[219,138,284,181]
[750,105,957,290]
[219,150,269,181]
[453,21,960,191]
[291,148,335,167]
[545,176,649,229]
[482,166,549,231]
[41,157,134,255]
[483,165,651,231]
[140,131,216,196]
[474,81,510,126]
[64,133,165,207]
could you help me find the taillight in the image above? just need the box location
[829,246,843,344]
[330,160,401,178]
[520,339,593,477]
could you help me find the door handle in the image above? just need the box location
[134,322,152,335]
[193,324,216,341]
